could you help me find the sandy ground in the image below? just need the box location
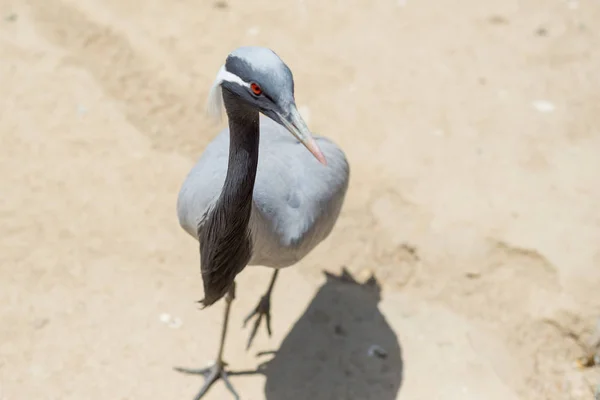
[1,0,600,399]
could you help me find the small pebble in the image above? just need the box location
[368,344,388,359]
[532,100,555,113]
[159,313,183,329]
[159,313,171,323]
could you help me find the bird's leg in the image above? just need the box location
[243,269,279,350]
[175,283,240,400]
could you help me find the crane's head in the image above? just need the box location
[207,46,326,165]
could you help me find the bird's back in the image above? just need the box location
[177,116,349,268]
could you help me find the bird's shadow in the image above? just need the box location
[232,268,403,400]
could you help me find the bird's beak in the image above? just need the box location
[276,105,327,166]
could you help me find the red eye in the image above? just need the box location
[250,83,262,95]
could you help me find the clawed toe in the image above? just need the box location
[243,295,272,350]
[175,361,239,400]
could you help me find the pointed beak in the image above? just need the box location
[276,105,327,166]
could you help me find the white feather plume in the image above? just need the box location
[206,65,250,122]
[206,66,226,122]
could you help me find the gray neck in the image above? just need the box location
[198,90,260,307]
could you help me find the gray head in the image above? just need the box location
[207,46,326,165]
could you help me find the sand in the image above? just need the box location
[1,0,600,398]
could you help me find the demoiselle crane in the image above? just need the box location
[175,46,350,399]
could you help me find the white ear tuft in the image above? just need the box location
[205,65,250,123]
[206,65,226,122]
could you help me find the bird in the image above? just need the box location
[174,46,350,399]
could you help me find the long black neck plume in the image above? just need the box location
[198,90,260,306]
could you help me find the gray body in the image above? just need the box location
[176,46,349,307]
[177,115,349,268]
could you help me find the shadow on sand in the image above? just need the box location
[233,268,403,400]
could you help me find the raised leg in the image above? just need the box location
[175,283,240,400]
[243,269,279,350]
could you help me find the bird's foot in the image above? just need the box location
[243,294,272,350]
[174,360,239,400]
